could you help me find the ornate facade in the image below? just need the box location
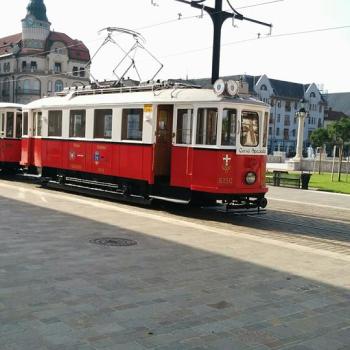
[0,0,90,104]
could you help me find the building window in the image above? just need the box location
[292,129,296,137]
[55,80,64,92]
[69,110,86,138]
[277,114,281,123]
[276,128,280,136]
[310,92,316,98]
[221,108,236,146]
[4,62,10,72]
[122,108,143,141]
[22,61,27,71]
[277,100,281,108]
[285,101,291,112]
[94,109,112,139]
[284,115,290,126]
[79,67,85,77]
[269,113,273,124]
[48,81,52,92]
[260,84,267,91]
[283,128,289,140]
[196,108,218,145]
[176,109,193,145]
[73,66,78,76]
[48,110,63,137]
[30,61,37,72]
[54,62,62,73]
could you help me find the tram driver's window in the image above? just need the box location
[196,108,218,145]
[221,108,237,146]
[241,111,260,147]
[263,112,269,147]
[48,111,63,137]
[69,110,86,138]
[6,112,14,138]
[122,108,143,141]
[176,109,193,144]
[94,109,112,139]
[22,112,28,136]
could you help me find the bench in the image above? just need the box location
[266,171,301,188]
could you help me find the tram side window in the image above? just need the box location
[241,111,260,147]
[94,109,112,139]
[196,108,218,145]
[16,113,22,138]
[22,112,28,136]
[122,108,143,141]
[221,108,237,146]
[263,112,269,147]
[0,113,4,136]
[69,110,86,138]
[176,109,193,144]
[37,112,42,137]
[48,111,62,137]
[6,112,14,138]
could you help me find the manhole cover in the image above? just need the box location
[89,238,137,247]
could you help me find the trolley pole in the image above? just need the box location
[175,0,272,84]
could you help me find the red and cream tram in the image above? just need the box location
[21,81,270,209]
[0,103,23,172]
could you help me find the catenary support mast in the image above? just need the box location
[175,0,272,83]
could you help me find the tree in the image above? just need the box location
[327,118,350,181]
[310,128,330,174]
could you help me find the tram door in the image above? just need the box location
[154,105,173,181]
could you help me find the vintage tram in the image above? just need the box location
[20,80,270,209]
[0,103,23,172]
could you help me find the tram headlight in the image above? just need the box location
[245,172,256,185]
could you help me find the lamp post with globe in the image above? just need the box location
[293,98,309,162]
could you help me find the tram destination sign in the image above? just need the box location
[237,147,267,155]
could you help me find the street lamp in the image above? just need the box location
[293,98,309,161]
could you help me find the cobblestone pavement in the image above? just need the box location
[0,180,350,350]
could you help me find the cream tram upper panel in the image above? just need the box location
[0,103,24,109]
[24,89,269,110]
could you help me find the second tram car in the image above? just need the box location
[21,81,270,209]
[0,103,23,172]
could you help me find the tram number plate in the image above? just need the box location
[218,177,233,185]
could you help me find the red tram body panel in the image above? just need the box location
[21,82,270,209]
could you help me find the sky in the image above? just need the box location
[2,0,350,93]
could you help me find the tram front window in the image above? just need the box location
[196,108,218,145]
[221,108,237,146]
[241,111,259,147]
[263,112,269,147]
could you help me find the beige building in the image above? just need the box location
[0,0,90,104]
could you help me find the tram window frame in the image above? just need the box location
[221,108,237,146]
[176,108,193,145]
[6,112,14,138]
[0,112,5,136]
[196,108,218,146]
[121,108,143,141]
[93,109,113,139]
[69,110,86,138]
[240,111,260,147]
[48,110,63,137]
[16,113,22,138]
[22,112,28,136]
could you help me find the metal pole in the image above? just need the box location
[211,0,223,84]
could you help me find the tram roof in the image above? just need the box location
[0,103,24,109]
[25,88,269,110]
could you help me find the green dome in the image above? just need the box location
[26,0,48,22]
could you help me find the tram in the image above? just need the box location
[0,103,23,172]
[20,80,270,209]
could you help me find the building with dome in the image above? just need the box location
[0,0,90,104]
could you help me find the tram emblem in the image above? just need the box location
[222,154,232,173]
[69,151,76,160]
[94,151,101,162]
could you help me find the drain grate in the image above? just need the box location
[89,237,137,247]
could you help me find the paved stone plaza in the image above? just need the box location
[0,180,350,350]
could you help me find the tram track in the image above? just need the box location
[1,175,349,256]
